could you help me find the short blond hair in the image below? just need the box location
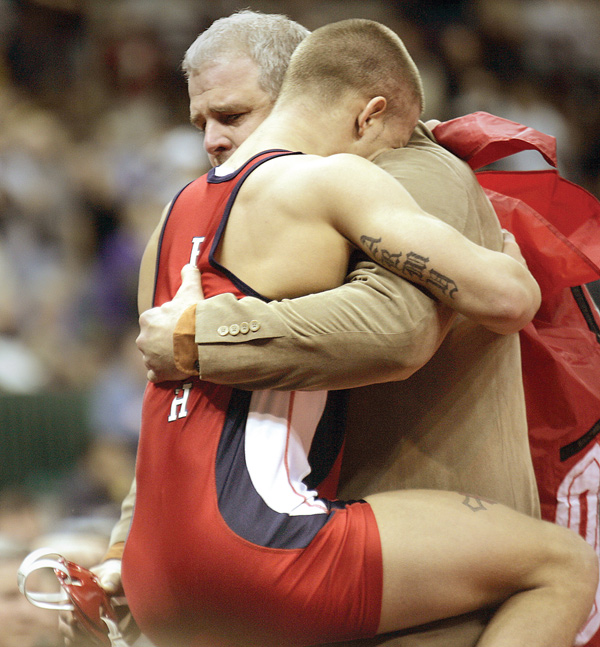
[279,19,424,120]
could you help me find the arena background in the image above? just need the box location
[0,1,599,646]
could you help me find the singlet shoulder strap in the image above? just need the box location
[207,149,302,184]
[204,149,303,301]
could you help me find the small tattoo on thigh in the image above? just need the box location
[461,494,498,512]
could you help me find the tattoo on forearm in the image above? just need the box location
[359,235,458,299]
[428,269,458,299]
[360,235,384,258]
[461,494,498,512]
[402,251,428,281]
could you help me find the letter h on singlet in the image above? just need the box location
[168,383,192,422]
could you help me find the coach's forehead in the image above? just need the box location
[189,56,262,100]
[188,57,272,121]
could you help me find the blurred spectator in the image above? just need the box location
[0,489,63,647]
[51,325,146,522]
[88,326,146,449]
[0,499,119,647]
[519,0,600,82]
[0,489,52,546]
[473,0,600,189]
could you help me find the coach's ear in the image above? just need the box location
[356,96,387,137]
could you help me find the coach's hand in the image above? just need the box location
[137,264,204,383]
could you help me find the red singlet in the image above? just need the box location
[121,151,383,646]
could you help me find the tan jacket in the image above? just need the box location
[112,123,540,647]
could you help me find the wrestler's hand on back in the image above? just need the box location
[501,229,529,268]
[137,264,204,383]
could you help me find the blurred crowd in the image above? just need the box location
[0,1,599,644]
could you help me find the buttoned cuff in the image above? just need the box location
[174,304,200,375]
[214,318,262,338]
[194,294,288,344]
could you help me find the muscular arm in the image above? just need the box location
[137,203,170,314]
[318,154,540,335]
[107,477,136,550]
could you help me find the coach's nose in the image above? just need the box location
[203,121,233,165]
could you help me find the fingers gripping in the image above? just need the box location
[136,264,203,383]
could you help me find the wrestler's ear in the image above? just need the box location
[356,96,387,137]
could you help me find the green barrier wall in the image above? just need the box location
[0,391,91,492]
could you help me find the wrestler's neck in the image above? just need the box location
[226,100,394,169]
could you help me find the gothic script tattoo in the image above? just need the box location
[461,494,498,512]
[359,235,458,299]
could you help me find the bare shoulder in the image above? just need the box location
[322,154,416,199]
[272,153,405,204]
[304,153,391,181]
[271,152,385,180]
[245,152,421,230]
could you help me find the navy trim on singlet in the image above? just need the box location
[206,149,297,184]
[304,389,348,490]
[215,389,347,550]
[152,151,299,305]
[207,150,303,301]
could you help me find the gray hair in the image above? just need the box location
[182,10,310,100]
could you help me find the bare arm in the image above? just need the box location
[321,154,540,335]
[136,190,455,387]
[156,227,527,389]
[137,153,537,385]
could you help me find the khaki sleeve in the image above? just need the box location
[185,261,454,391]
[106,477,136,551]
